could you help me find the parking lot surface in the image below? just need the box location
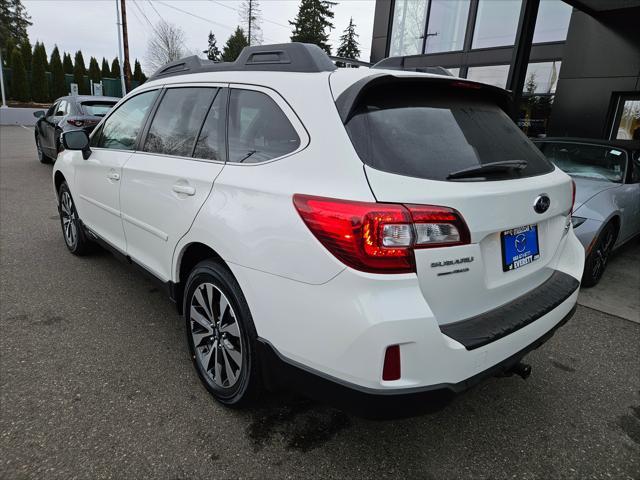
[1,125,639,479]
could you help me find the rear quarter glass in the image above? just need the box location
[344,84,553,182]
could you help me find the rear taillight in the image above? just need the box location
[293,194,470,274]
[67,119,84,127]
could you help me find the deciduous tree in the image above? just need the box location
[145,20,185,71]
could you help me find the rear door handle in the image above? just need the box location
[107,172,120,181]
[172,184,196,196]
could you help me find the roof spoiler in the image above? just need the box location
[371,56,454,76]
[335,74,513,124]
[149,43,337,81]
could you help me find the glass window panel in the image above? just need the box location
[194,92,225,161]
[448,67,461,77]
[472,0,522,49]
[533,0,572,43]
[615,99,640,140]
[389,0,428,56]
[96,90,158,150]
[227,90,300,164]
[524,61,561,94]
[517,95,555,137]
[144,88,216,157]
[424,0,470,53]
[466,64,510,88]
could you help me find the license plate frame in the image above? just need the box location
[501,224,540,272]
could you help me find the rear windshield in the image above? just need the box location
[344,85,553,181]
[81,101,117,117]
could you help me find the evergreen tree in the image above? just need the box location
[111,57,121,78]
[204,30,221,61]
[132,59,146,83]
[101,57,110,77]
[10,47,28,101]
[62,52,73,74]
[240,0,261,46]
[50,45,66,98]
[31,41,49,102]
[0,0,32,51]
[3,36,15,67]
[221,26,248,62]
[73,50,87,94]
[289,0,336,54]
[336,17,360,63]
[19,37,30,69]
[88,56,100,84]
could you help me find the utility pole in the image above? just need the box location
[116,0,127,96]
[0,48,7,108]
[247,0,252,47]
[120,0,132,93]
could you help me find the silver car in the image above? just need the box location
[534,138,640,286]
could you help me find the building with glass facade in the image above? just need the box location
[370,0,640,140]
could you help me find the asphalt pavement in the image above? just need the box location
[1,125,639,479]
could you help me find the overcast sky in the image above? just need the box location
[24,0,375,74]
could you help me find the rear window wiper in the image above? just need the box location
[447,160,528,180]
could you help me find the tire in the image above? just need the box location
[582,221,617,288]
[184,260,262,406]
[36,133,51,164]
[58,182,92,256]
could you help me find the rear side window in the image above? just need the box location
[94,90,158,150]
[144,87,217,157]
[227,89,300,164]
[345,85,553,181]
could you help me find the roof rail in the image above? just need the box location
[371,57,453,76]
[148,43,337,81]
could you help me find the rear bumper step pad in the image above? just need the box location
[440,270,580,350]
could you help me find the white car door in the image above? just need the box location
[119,85,227,281]
[75,89,159,252]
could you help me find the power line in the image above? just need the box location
[153,0,279,43]
[206,0,290,30]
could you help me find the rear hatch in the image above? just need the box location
[339,76,573,325]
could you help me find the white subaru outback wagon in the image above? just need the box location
[53,43,584,415]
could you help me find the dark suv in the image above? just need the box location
[34,95,119,163]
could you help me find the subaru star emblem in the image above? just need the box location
[534,194,550,214]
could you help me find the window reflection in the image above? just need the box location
[472,0,522,49]
[524,61,561,94]
[533,0,572,43]
[466,64,510,88]
[616,99,640,140]
[424,0,470,54]
[389,0,428,56]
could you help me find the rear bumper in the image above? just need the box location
[231,226,584,411]
[258,305,576,418]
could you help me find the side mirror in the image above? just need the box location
[61,130,91,160]
[33,110,45,118]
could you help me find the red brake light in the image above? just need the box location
[382,345,401,381]
[293,194,470,274]
[67,119,84,127]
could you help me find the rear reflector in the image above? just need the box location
[293,194,470,274]
[382,345,401,381]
